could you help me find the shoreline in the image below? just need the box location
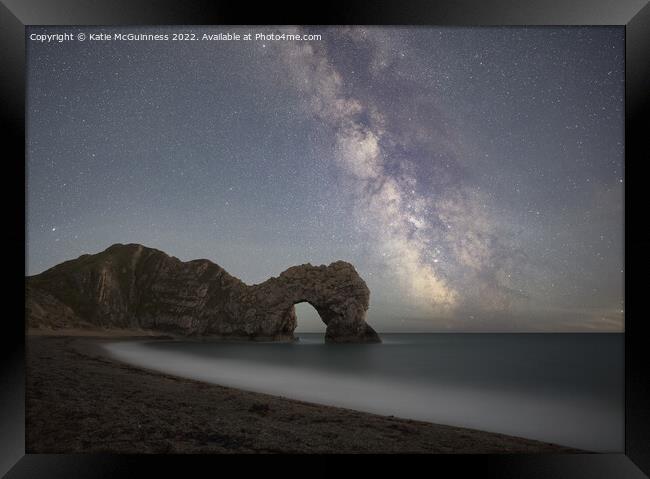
[26,329,582,454]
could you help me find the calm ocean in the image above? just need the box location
[103,333,623,451]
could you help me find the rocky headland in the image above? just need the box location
[26,243,380,343]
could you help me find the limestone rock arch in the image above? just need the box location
[244,262,381,343]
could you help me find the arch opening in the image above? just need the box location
[293,301,327,334]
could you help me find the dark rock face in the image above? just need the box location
[26,243,381,343]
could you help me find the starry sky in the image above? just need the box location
[26,26,624,332]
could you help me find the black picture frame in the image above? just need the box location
[2,0,648,477]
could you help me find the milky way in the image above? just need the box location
[26,26,624,331]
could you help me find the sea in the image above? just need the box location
[102,333,623,452]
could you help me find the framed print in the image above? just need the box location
[1,0,648,477]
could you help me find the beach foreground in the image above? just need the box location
[26,331,579,454]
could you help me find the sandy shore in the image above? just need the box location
[26,330,580,454]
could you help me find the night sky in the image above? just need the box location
[26,26,624,332]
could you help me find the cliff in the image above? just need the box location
[25,243,381,343]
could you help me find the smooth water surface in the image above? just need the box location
[103,333,623,451]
